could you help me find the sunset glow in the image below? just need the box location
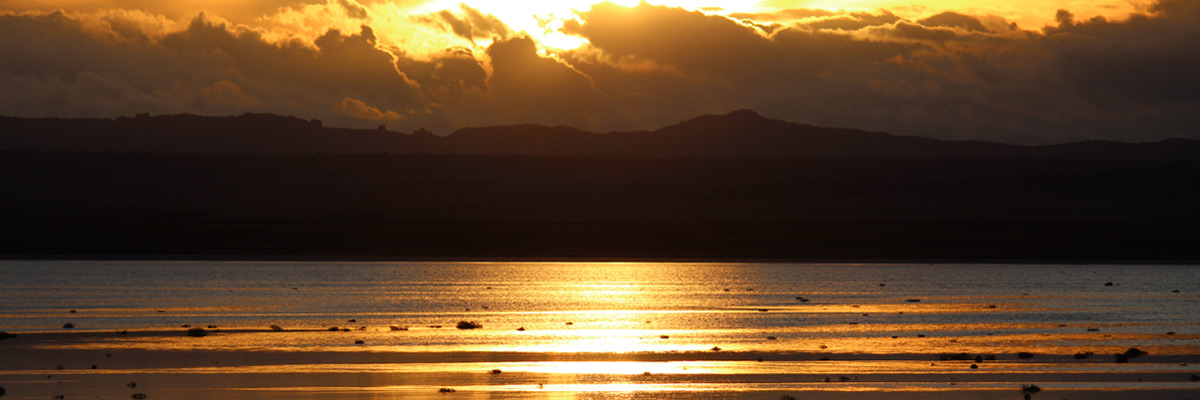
[0,0,1194,143]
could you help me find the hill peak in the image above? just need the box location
[678,109,769,125]
[724,109,764,120]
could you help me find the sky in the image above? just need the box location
[0,0,1196,144]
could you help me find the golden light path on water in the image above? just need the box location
[3,261,1200,399]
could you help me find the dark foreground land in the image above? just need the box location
[2,151,1197,262]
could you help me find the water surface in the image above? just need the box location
[1,262,1198,399]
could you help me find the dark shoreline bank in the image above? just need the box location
[4,151,1198,263]
[3,255,1198,265]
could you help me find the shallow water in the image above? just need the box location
[2,261,1199,399]
[3,262,1199,352]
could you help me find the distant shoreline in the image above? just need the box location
[5,110,1200,159]
[4,152,1197,264]
[3,255,1196,265]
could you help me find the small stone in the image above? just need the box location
[456,321,482,330]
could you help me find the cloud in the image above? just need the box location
[481,36,618,128]
[728,8,836,23]
[1043,0,1200,104]
[0,9,430,127]
[557,1,1199,143]
[563,3,772,78]
[0,1,1197,144]
[918,12,990,32]
[337,0,369,20]
[335,97,403,121]
[799,11,902,31]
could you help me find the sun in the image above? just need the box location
[404,1,621,50]
[408,1,758,51]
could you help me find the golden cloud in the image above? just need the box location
[0,0,1196,143]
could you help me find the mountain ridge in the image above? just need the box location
[2,110,1198,160]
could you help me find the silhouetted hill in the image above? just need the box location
[3,110,1199,160]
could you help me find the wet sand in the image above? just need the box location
[3,330,1198,400]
